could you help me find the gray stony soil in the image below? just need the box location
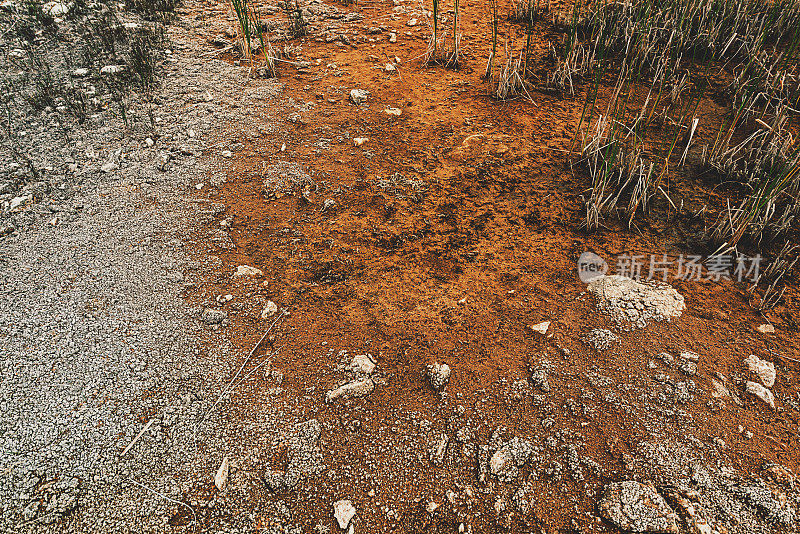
[0,10,306,533]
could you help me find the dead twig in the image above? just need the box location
[201,45,233,57]
[238,344,285,385]
[128,477,198,529]
[196,310,287,429]
[121,418,155,457]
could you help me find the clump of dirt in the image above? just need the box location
[588,275,687,330]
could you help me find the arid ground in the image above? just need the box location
[2,0,800,532]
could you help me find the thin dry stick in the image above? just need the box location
[201,45,234,57]
[382,52,403,80]
[197,310,286,429]
[21,511,58,528]
[128,477,198,528]
[237,345,285,385]
[769,349,800,364]
[121,418,155,457]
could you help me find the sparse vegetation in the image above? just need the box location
[482,0,498,79]
[424,0,461,68]
[125,0,181,21]
[552,0,800,305]
[445,0,460,68]
[283,0,309,38]
[494,44,525,100]
[425,0,440,65]
[129,25,167,89]
[1,0,171,134]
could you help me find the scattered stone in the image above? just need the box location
[529,366,550,392]
[9,195,31,210]
[529,321,550,336]
[43,1,70,16]
[221,150,233,158]
[581,329,619,351]
[679,351,699,361]
[710,377,730,399]
[428,433,449,465]
[665,491,714,534]
[672,380,694,404]
[100,160,119,173]
[512,485,534,516]
[350,354,376,375]
[389,32,397,42]
[764,463,795,486]
[262,300,279,319]
[577,251,609,282]
[384,107,402,116]
[746,381,776,409]
[349,89,369,104]
[100,65,124,75]
[678,361,697,376]
[731,482,795,525]
[744,354,776,388]
[407,17,418,26]
[235,265,263,277]
[214,456,230,491]
[264,420,323,492]
[425,362,451,391]
[756,323,775,334]
[424,500,439,513]
[353,137,368,146]
[587,275,686,329]
[490,437,536,482]
[322,198,337,211]
[598,481,679,533]
[201,308,227,325]
[333,500,356,530]
[326,378,375,403]
[72,68,89,77]
[565,444,584,481]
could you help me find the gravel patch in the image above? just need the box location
[0,9,302,533]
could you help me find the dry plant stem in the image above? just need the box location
[128,477,198,529]
[484,0,498,79]
[121,419,155,456]
[238,344,286,385]
[196,310,287,430]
